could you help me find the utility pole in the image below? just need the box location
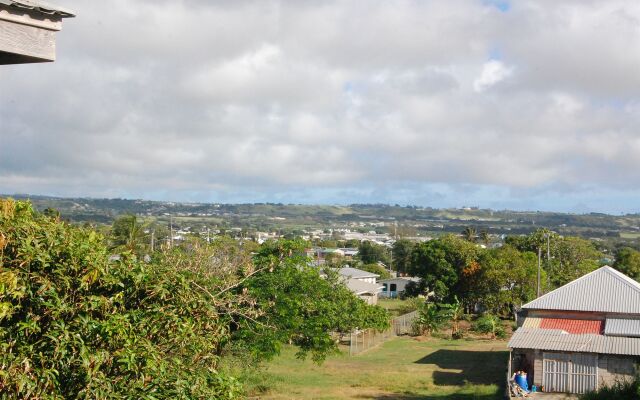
[150,230,154,253]
[170,216,174,248]
[546,233,550,261]
[207,227,210,243]
[537,247,542,297]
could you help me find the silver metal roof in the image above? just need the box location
[522,266,640,315]
[604,318,640,338]
[509,328,640,356]
[345,278,383,295]
[338,267,380,279]
[379,277,421,284]
[0,0,74,17]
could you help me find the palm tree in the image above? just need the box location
[479,229,490,247]
[462,226,477,242]
[111,214,148,255]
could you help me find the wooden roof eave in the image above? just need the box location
[0,4,62,31]
[0,3,72,64]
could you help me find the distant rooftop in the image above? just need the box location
[345,279,383,295]
[338,267,379,279]
[379,276,421,283]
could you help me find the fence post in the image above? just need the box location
[355,331,358,354]
[365,330,368,349]
[349,332,353,356]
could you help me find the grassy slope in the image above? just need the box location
[247,337,509,400]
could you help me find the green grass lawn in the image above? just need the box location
[245,336,509,399]
[377,298,418,317]
[619,232,640,239]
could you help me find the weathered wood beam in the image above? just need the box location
[0,16,56,64]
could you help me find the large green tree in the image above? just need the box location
[239,240,389,362]
[408,240,458,301]
[506,229,601,287]
[407,235,483,303]
[391,239,415,274]
[613,247,640,281]
[357,241,390,265]
[478,245,543,316]
[550,236,601,286]
[0,199,242,398]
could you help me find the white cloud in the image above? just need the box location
[473,60,513,92]
[1,0,640,212]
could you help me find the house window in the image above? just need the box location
[382,283,388,292]
[390,284,397,291]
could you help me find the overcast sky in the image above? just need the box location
[2,0,640,213]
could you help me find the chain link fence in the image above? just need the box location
[348,310,418,355]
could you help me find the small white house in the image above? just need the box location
[337,267,383,305]
[379,277,421,299]
[344,278,384,305]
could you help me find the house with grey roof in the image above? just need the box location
[0,0,74,64]
[337,266,383,305]
[508,266,640,395]
[338,267,379,284]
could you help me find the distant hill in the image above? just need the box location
[3,194,640,240]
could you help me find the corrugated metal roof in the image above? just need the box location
[509,328,640,356]
[522,266,640,314]
[338,267,379,279]
[0,0,74,17]
[604,318,640,338]
[522,317,542,329]
[379,277,421,284]
[540,318,603,335]
[345,278,383,295]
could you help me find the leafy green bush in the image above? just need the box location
[412,303,449,336]
[359,263,391,279]
[0,199,242,399]
[580,376,639,400]
[396,297,423,315]
[472,314,505,339]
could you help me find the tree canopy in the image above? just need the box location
[614,247,640,281]
[357,241,390,265]
[0,199,389,398]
